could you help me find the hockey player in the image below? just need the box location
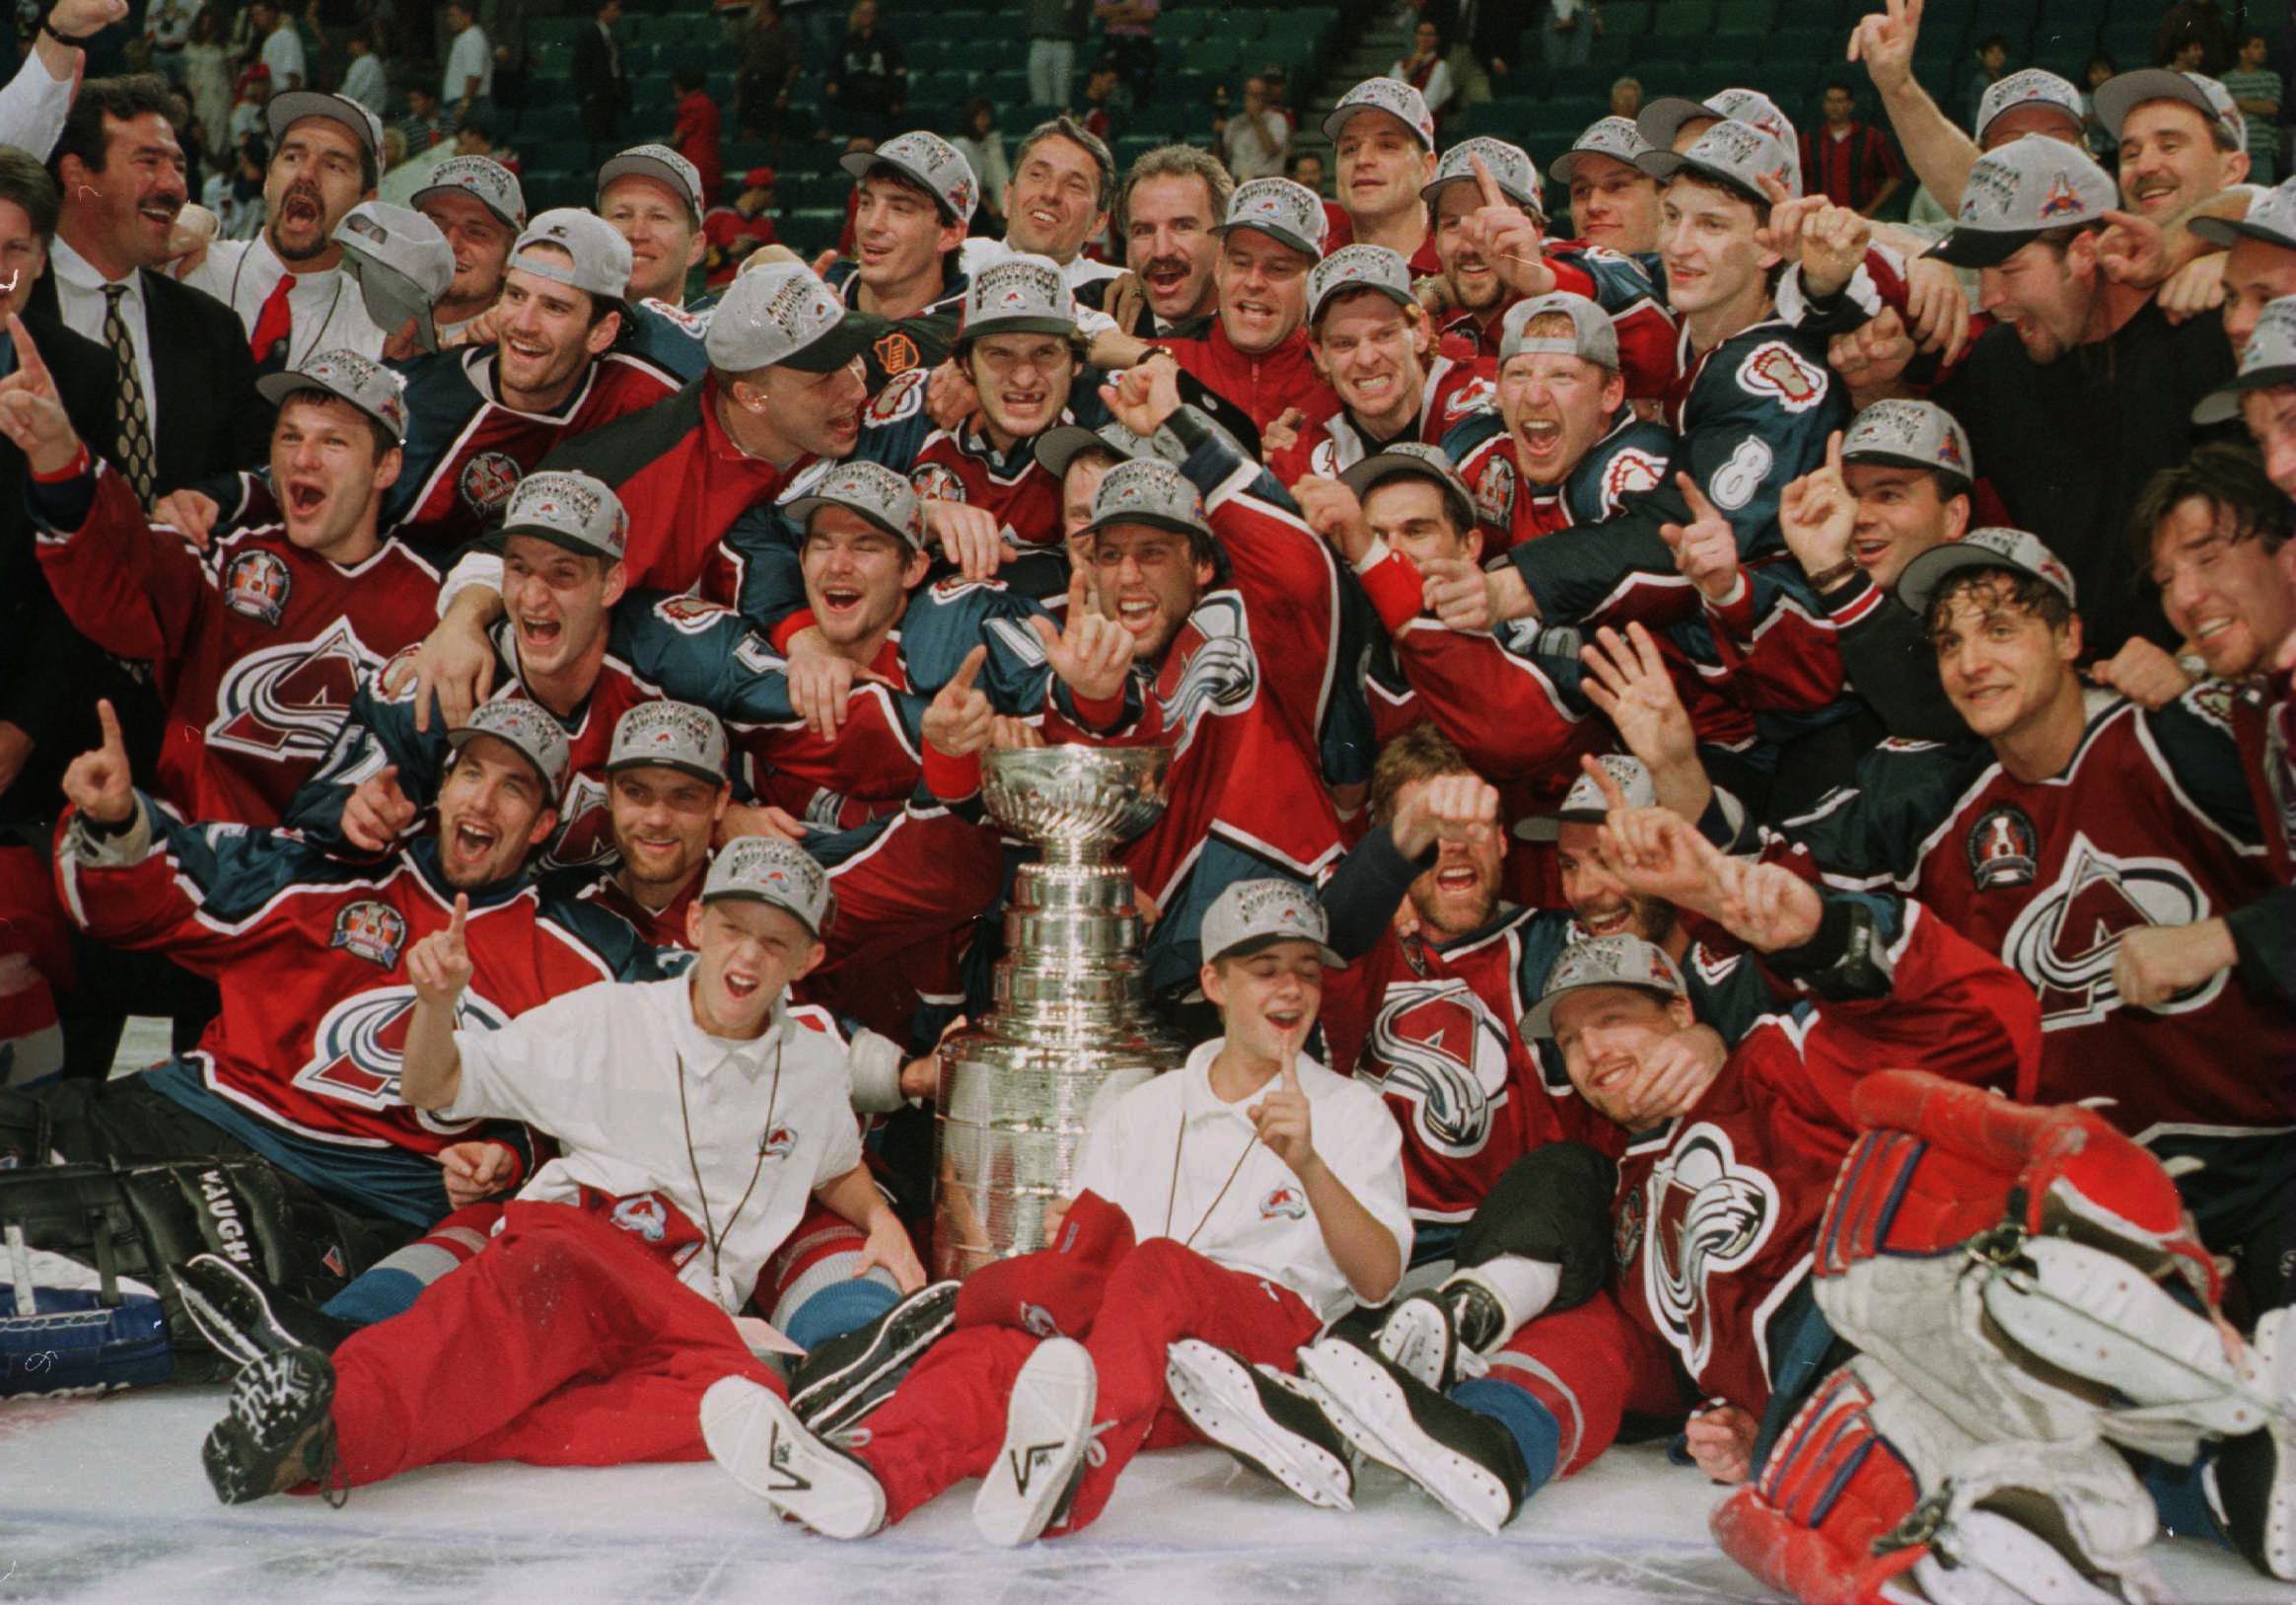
[1637,86,1806,197]
[1549,117,1664,258]
[195,835,924,1505]
[1319,78,1442,274]
[598,142,708,312]
[825,130,976,388]
[410,156,524,341]
[1153,178,1341,435]
[548,699,734,947]
[698,879,1410,1541]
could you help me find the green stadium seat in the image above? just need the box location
[1650,0,1715,39]
[1711,0,1772,35]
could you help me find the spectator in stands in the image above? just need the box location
[454,110,518,179]
[734,0,798,150]
[1027,0,1089,111]
[146,0,192,85]
[399,84,447,156]
[339,27,387,116]
[1610,75,1640,119]
[2155,0,2233,76]
[672,68,724,207]
[1094,0,1156,110]
[703,167,778,286]
[1391,21,1453,135]
[1080,56,1120,143]
[1220,75,1289,183]
[952,97,1011,238]
[250,0,306,93]
[1541,0,1594,74]
[228,64,269,151]
[825,0,905,144]
[441,1,492,128]
[1800,81,1903,217]
[1111,141,1229,334]
[575,0,629,162]
[182,6,234,166]
[1967,32,2009,130]
[2081,50,2117,161]
[1425,0,1519,101]
[2223,31,2282,184]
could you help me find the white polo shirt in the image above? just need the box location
[1070,1039,1412,1323]
[445,977,863,1314]
[182,233,389,364]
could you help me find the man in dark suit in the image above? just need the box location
[36,74,268,506]
[574,0,629,164]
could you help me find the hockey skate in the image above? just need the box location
[1297,1337,1527,1535]
[787,1279,960,1434]
[700,1374,887,1539]
[973,1337,1101,1547]
[1164,1339,1354,1509]
[200,1345,343,1507]
[1376,1278,1505,1393]
[2214,1306,2296,1580]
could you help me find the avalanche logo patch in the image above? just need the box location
[1601,447,1668,510]
[1474,453,1516,527]
[911,461,968,503]
[1443,375,1495,422]
[867,366,928,425]
[458,450,523,515]
[329,901,408,969]
[222,548,291,624]
[1966,803,2039,890]
[758,1124,798,1160]
[209,620,376,760]
[1258,1185,1309,1221]
[655,595,735,629]
[1736,341,1828,412]
[1365,980,1511,1157]
[1999,832,2216,1028]
[542,772,615,871]
[296,985,513,1111]
[1643,1123,1778,1379]
[612,1193,671,1241]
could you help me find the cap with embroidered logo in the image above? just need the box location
[332,201,456,352]
[702,835,833,937]
[448,698,571,795]
[1308,244,1414,323]
[961,253,1078,340]
[1925,136,2117,268]
[498,469,628,561]
[1638,87,1802,197]
[841,128,979,226]
[1322,76,1436,150]
[265,89,384,165]
[1202,877,1342,967]
[2194,294,2296,422]
[608,700,729,784]
[1548,115,1655,186]
[2091,68,2245,148]
[1520,932,1687,1040]
[1896,527,2077,618]
[1081,457,1210,542]
[1498,290,1619,370]
[254,347,410,444]
[1840,399,1975,484]
[598,141,706,222]
[1975,69,2088,145]
[1340,442,1475,535]
[510,207,634,304]
[413,155,527,229]
[1637,117,1797,208]
[1034,417,1159,480]
[1422,136,1543,219]
[1556,754,1656,824]
[2192,175,2296,254]
[1212,177,1328,261]
[783,460,929,549]
[704,259,887,374]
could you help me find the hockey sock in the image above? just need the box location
[1449,1257,1561,1350]
[320,1207,496,1327]
[2144,1449,2235,1552]
[1452,1378,1560,1496]
[786,1276,901,1351]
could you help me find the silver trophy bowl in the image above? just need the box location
[932,745,1187,1279]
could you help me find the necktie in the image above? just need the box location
[249,270,296,365]
[101,282,158,505]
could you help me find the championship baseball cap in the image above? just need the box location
[497,469,628,561]
[511,208,634,303]
[1212,177,1328,261]
[265,89,384,167]
[1638,87,1802,196]
[1498,289,1619,370]
[254,347,410,444]
[1637,117,1796,208]
[1308,244,1414,324]
[743,166,777,192]
[1080,457,1210,542]
[1925,136,2117,268]
[960,254,1077,340]
[1548,115,1654,186]
[608,700,729,784]
[1556,754,1657,824]
[1974,68,2087,146]
[1840,399,1975,485]
[448,698,572,795]
[332,202,455,352]
[1201,878,1342,967]
[701,835,833,938]
[413,155,527,229]
[1520,933,1687,1040]
[1034,417,1157,480]
[1896,527,2077,619]
[2193,294,2296,422]
[783,460,929,548]
[598,142,706,222]
[841,128,979,226]
[2091,68,2245,148]
[2191,175,2296,253]
[704,259,886,374]
[1322,76,1436,150]
[1340,442,1475,535]
[1422,136,1543,219]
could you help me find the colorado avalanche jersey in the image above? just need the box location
[1439,242,1678,400]
[1446,410,1673,558]
[1268,336,1497,484]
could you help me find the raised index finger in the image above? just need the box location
[1471,153,1507,213]
[448,892,469,940]
[1825,428,1845,477]
[95,696,123,754]
[7,314,50,390]
[948,641,988,693]
[1676,471,1721,524]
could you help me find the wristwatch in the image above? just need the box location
[41,12,103,45]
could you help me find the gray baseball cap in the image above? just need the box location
[497,469,628,561]
[960,253,1078,340]
[1556,754,1656,824]
[265,90,384,166]
[511,208,634,304]
[1201,877,1341,967]
[1322,76,1436,150]
[2191,175,2296,253]
[1926,136,2117,268]
[702,835,833,937]
[842,128,980,225]
[607,700,729,784]
[448,697,572,795]
[1841,399,1975,483]
[1499,290,1619,369]
[1975,69,2088,146]
[1520,932,1687,1040]
[1637,117,1796,207]
[1340,442,1475,535]
[1081,457,1210,542]
[1034,417,1156,480]
[598,142,705,222]
[255,347,410,444]
[1308,244,1415,324]
[2194,294,2296,421]
[2091,68,2244,148]
[1212,177,1328,260]
[704,259,886,374]
[333,202,455,352]
[1896,527,2078,619]
[1422,136,1544,218]
[413,155,528,229]
[1549,115,1655,186]
[1639,88,1802,197]
[784,460,929,549]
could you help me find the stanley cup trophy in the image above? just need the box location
[932,746,1187,1279]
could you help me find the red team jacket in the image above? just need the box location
[1158,324,1341,435]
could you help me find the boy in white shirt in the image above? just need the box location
[196,836,924,1505]
[701,880,1413,1545]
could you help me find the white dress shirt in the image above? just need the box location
[181,232,389,361]
[960,233,1125,293]
[1069,1038,1412,1323]
[446,977,865,1314]
[0,45,74,161]
[445,25,493,105]
[46,236,161,444]
[340,52,388,114]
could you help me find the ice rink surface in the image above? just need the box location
[3,1384,2287,1605]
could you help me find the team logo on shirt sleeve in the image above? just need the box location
[1600,447,1667,510]
[1966,803,2039,889]
[1257,1184,1309,1221]
[911,462,968,503]
[329,901,408,968]
[867,366,929,424]
[222,549,292,624]
[1736,341,1829,412]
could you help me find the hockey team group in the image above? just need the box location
[0,0,2291,1597]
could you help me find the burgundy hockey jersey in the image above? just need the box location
[909,422,1068,551]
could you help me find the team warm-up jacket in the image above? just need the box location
[1267,333,1496,485]
[824,258,969,393]
[1157,323,1341,436]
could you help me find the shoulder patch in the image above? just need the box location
[654,595,736,630]
[866,366,929,426]
[874,328,922,377]
[928,574,1007,601]
[1876,736,1943,754]
[1706,435,1773,512]
[1735,339,1830,412]
[642,297,710,336]
[1601,446,1667,509]
[1473,451,1516,526]
[734,630,778,674]
[2179,678,2237,732]
[1441,374,1495,423]
[375,642,423,701]
[912,461,969,503]
[221,548,292,624]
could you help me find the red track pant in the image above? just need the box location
[1474,1285,1686,1476]
[326,1201,778,1486]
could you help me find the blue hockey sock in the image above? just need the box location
[321,1267,426,1328]
[786,1277,900,1352]
[1452,1376,1560,1495]
[2145,1449,2234,1552]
